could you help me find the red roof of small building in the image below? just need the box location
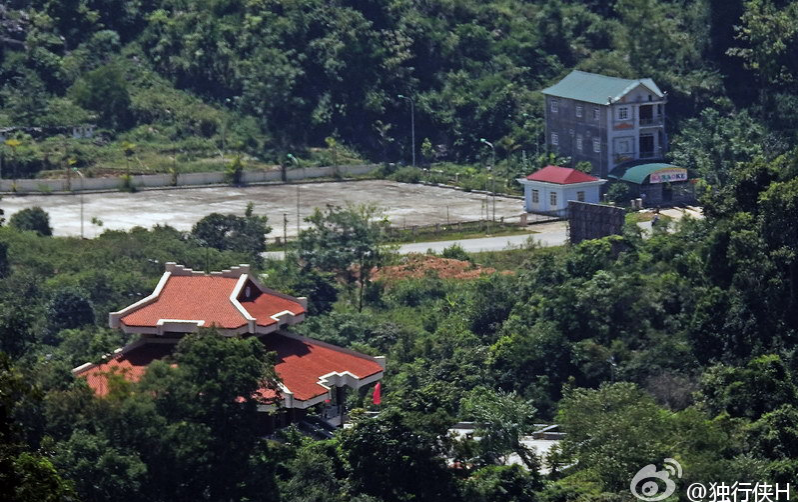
[526,165,599,184]
[75,334,383,404]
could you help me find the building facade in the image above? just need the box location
[542,70,667,178]
[517,165,606,217]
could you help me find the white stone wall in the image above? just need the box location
[0,164,379,193]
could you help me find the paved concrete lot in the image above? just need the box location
[0,180,524,238]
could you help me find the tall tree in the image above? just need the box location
[297,204,390,311]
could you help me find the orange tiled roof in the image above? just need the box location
[79,343,175,397]
[122,276,246,329]
[260,334,383,401]
[240,282,307,327]
[119,275,305,331]
[76,334,382,404]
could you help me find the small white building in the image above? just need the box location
[518,165,606,216]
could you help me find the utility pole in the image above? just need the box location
[397,94,416,167]
[283,213,288,245]
[296,185,301,236]
[72,167,85,239]
[480,138,497,231]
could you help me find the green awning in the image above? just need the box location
[609,163,686,184]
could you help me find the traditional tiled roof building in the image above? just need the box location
[73,263,384,430]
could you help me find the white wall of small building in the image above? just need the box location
[520,180,604,216]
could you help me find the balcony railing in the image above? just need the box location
[639,150,658,159]
[638,117,664,127]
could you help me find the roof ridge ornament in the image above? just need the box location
[164,262,250,278]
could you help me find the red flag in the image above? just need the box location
[372,382,382,405]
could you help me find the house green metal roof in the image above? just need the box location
[542,70,664,105]
[608,163,682,184]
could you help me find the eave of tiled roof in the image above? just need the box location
[73,333,384,407]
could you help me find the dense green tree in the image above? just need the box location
[462,465,540,502]
[339,409,461,502]
[298,204,390,311]
[51,429,146,502]
[190,203,271,263]
[461,387,540,470]
[0,354,75,501]
[45,287,95,340]
[68,63,132,129]
[136,330,279,501]
[9,206,52,236]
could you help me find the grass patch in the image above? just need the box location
[471,242,566,271]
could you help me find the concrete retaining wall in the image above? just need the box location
[0,164,378,193]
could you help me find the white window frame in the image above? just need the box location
[576,105,583,118]
[550,99,559,113]
[592,107,599,120]
[576,135,583,151]
[551,132,559,146]
[550,192,557,206]
[593,138,601,153]
[577,191,585,202]
[617,107,630,120]
[532,189,539,204]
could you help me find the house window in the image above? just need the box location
[577,191,585,202]
[592,107,599,120]
[576,105,583,118]
[550,99,559,113]
[532,189,539,203]
[550,192,557,206]
[617,107,629,120]
[593,138,601,153]
[576,135,583,151]
[615,137,633,154]
[551,132,559,145]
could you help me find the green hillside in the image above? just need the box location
[2,0,795,180]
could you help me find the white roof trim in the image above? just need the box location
[110,271,171,328]
[230,274,257,333]
[71,337,179,375]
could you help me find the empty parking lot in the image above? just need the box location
[1,180,524,238]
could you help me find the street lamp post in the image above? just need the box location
[480,138,496,224]
[397,94,416,167]
[72,167,85,239]
[287,154,301,235]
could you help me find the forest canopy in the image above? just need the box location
[1,0,795,177]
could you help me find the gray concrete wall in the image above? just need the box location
[0,164,378,193]
[545,96,609,177]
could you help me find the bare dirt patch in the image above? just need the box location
[373,254,512,281]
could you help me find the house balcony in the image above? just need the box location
[638,117,664,127]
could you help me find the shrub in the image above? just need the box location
[441,243,471,262]
[389,166,422,183]
[9,206,52,236]
[606,182,631,203]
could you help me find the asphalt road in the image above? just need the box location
[263,221,569,260]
